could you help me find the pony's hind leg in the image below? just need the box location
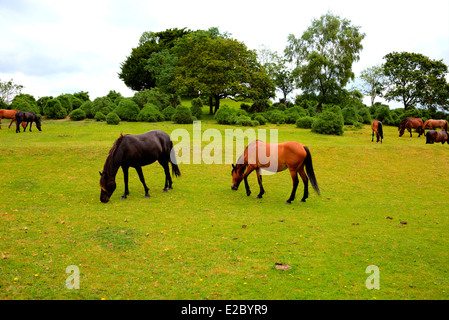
[299,169,309,202]
[286,168,300,204]
[160,160,172,192]
[255,168,265,199]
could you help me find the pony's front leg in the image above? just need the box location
[121,166,130,199]
[256,168,265,199]
[243,166,255,197]
[286,169,299,204]
[135,166,150,198]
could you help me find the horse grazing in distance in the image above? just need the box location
[426,130,448,144]
[422,119,448,132]
[0,109,26,129]
[15,111,41,133]
[398,118,424,137]
[371,120,383,143]
[99,130,181,203]
[231,140,320,204]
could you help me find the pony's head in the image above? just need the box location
[231,163,245,190]
[35,118,42,131]
[99,171,116,203]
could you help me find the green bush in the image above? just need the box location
[296,116,315,129]
[106,112,121,125]
[172,105,194,124]
[214,105,235,124]
[284,106,308,124]
[137,103,164,122]
[56,94,74,113]
[312,107,344,135]
[162,106,176,121]
[132,88,170,110]
[80,101,94,118]
[190,98,203,119]
[113,99,140,121]
[91,97,116,116]
[234,115,254,126]
[266,110,286,124]
[43,99,67,119]
[357,107,372,124]
[253,114,267,125]
[341,106,359,125]
[94,111,106,122]
[69,108,86,121]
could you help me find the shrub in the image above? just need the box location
[132,88,170,110]
[284,106,308,124]
[214,105,235,124]
[266,110,286,124]
[137,103,164,122]
[80,101,94,118]
[94,111,106,122]
[162,106,176,121]
[56,94,74,113]
[172,105,193,124]
[106,112,121,125]
[357,107,372,124]
[113,99,140,121]
[312,108,344,135]
[91,97,116,116]
[253,114,267,125]
[296,116,315,129]
[341,106,359,125]
[69,108,86,121]
[43,99,67,119]
[234,115,253,126]
[190,98,203,119]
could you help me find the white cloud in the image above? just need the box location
[1,0,448,103]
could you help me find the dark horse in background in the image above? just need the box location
[426,130,448,144]
[231,140,320,204]
[398,118,424,137]
[371,120,383,143]
[99,130,181,203]
[15,111,41,133]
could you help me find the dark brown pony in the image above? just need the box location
[398,118,424,137]
[422,119,448,132]
[371,120,383,143]
[426,130,448,144]
[15,111,41,133]
[0,109,26,129]
[99,130,180,203]
[231,140,320,204]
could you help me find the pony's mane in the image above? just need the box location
[103,133,127,174]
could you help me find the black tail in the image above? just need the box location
[378,122,383,139]
[168,140,181,178]
[304,146,320,195]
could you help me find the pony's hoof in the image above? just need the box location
[246,191,251,196]
[301,199,306,202]
[120,196,127,200]
[285,200,291,204]
[144,194,150,198]
[256,195,263,199]
[163,189,168,193]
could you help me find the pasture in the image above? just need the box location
[0,118,448,300]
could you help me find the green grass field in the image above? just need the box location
[0,118,448,300]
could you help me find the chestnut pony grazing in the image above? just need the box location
[371,120,383,143]
[99,130,180,203]
[422,119,448,132]
[426,130,448,144]
[231,140,320,204]
[398,118,424,137]
[0,109,26,129]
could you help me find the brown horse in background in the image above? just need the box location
[422,119,448,132]
[231,140,320,204]
[0,109,26,129]
[371,120,383,143]
[426,130,448,144]
[398,118,424,137]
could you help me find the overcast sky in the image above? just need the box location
[1,0,448,107]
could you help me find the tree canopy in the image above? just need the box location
[383,51,449,110]
[285,12,365,111]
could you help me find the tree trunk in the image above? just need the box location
[214,95,220,114]
[209,96,214,115]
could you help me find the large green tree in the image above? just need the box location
[118,28,191,91]
[358,65,387,106]
[171,29,275,113]
[383,51,449,110]
[285,12,365,112]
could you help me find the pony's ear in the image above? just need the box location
[99,171,103,176]
[232,164,235,169]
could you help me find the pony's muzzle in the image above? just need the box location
[231,184,238,191]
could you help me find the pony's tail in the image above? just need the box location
[304,146,320,196]
[444,121,448,132]
[378,122,384,139]
[168,140,181,178]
